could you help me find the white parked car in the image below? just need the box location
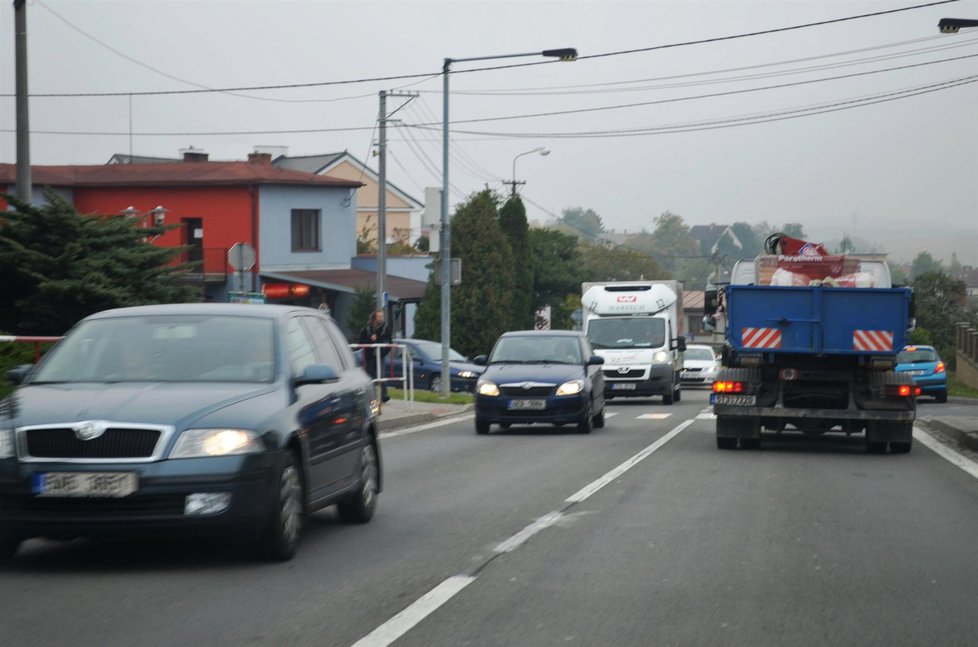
[681,344,720,386]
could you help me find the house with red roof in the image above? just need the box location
[1,150,428,335]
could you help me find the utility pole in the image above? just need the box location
[376,90,418,312]
[14,0,32,201]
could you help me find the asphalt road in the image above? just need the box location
[3,389,978,647]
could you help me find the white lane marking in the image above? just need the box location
[696,411,716,420]
[915,428,978,480]
[565,418,696,504]
[493,511,563,554]
[379,414,473,439]
[637,413,673,420]
[604,412,620,418]
[351,575,477,647]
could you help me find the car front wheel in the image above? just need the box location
[338,442,379,523]
[256,451,303,561]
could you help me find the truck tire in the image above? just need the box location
[890,439,913,454]
[717,437,737,450]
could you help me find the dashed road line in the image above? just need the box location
[637,413,673,420]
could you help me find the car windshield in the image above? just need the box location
[31,315,277,383]
[685,347,715,361]
[587,317,665,349]
[897,348,939,364]
[489,336,582,364]
[410,340,467,362]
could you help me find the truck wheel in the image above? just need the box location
[717,437,737,450]
[866,441,887,454]
[740,438,761,449]
[890,440,912,454]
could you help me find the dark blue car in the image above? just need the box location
[385,338,485,392]
[0,304,381,562]
[473,330,606,434]
[895,344,948,403]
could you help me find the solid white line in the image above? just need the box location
[914,427,978,480]
[350,575,477,647]
[604,412,620,418]
[637,413,673,420]
[493,511,563,554]
[378,413,473,439]
[565,418,696,504]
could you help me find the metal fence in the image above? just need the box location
[350,343,415,404]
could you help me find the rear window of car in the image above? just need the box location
[685,347,715,361]
[897,347,939,363]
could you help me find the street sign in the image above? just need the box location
[228,242,256,271]
[433,258,462,286]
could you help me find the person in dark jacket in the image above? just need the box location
[359,309,392,402]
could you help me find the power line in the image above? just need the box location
[4,1,958,99]
[405,75,978,139]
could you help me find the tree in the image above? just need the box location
[414,190,515,358]
[0,192,201,335]
[346,284,377,341]
[910,251,943,279]
[499,196,534,330]
[577,239,664,283]
[529,229,581,329]
[730,222,762,259]
[780,223,807,239]
[558,206,605,240]
[837,234,856,254]
[911,270,966,359]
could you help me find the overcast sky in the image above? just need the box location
[2,0,977,264]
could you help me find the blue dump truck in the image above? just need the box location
[703,242,917,454]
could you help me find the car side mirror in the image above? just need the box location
[473,355,488,365]
[587,355,604,366]
[6,364,33,385]
[702,315,716,333]
[294,363,340,387]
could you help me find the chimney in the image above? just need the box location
[248,152,273,165]
[180,146,209,162]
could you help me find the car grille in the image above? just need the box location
[25,427,162,460]
[685,367,702,373]
[0,494,186,518]
[499,386,554,397]
[604,369,646,379]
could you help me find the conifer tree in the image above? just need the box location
[498,196,534,330]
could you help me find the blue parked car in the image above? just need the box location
[385,338,484,392]
[895,345,948,403]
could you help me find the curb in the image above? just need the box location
[377,404,474,433]
[918,418,978,453]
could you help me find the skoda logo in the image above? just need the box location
[522,382,533,390]
[74,421,106,441]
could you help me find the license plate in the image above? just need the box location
[611,383,637,391]
[32,472,138,498]
[714,394,756,406]
[909,370,926,376]
[508,399,547,410]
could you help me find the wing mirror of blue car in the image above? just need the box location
[587,355,604,366]
[473,355,488,365]
[294,364,340,386]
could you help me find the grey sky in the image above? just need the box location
[2,0,976,264]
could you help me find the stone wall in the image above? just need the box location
[956,323,978,390]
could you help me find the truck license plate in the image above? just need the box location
[611,383,636,391]
[32,472,138,498]
[508,399,546,410]
[714,394,756,406]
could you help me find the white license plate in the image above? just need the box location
[714,394,756,406]
[611,383,637,391]
[33,472,138,498]
[909,370,926,376]
[508,399,547,410]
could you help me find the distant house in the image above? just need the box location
[688,224,743,256]
[1,152,428,335]
[271,151,423,248]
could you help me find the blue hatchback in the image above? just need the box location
[895,345,948,403]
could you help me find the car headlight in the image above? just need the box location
[556,379,584,396]
[457,370,477,378]
[170,429,262,458]
[702,365,717,374]
[0,428,13,459]
[477,380,500,397]
[653,351,670,363]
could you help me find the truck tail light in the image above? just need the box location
[884,384,918,397]
[935,362,945,374]
[713,381,744,394]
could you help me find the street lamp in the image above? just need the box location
[440,47,577,396]
[510,147,551,197]
[938,17,978,33]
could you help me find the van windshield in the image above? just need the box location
[587,318,665,349]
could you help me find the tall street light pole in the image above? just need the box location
[510,147,550,197]
[14,0,31,202]
[441,48,577,397]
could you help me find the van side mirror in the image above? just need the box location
[703,287,718,317]
[673,336,687,352]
